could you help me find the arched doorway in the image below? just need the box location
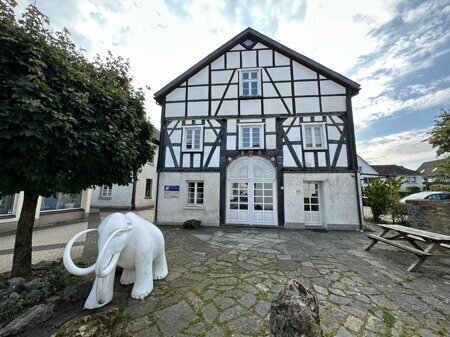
[226,156,277,225]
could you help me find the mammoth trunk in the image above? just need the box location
[84,269,117,309]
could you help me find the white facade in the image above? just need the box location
[91,147,158,210]
[358,155,380,189]
[0,190,91,232]
[154,28,362,230]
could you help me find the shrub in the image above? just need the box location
[429,184,450,192]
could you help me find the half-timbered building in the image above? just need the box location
[154,28,363,230]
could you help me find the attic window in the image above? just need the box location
[241,38,256,49]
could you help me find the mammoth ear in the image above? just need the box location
[126,221,133,231]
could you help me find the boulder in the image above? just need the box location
[270,279,322,337]
[183,219,201,229]
[62,281,92,303]
[0,303,54,337]
[7,278,26,291]
[53,307,120,337]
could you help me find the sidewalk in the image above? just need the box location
[0,209,154,274]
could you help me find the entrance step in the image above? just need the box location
[305,225,327,232]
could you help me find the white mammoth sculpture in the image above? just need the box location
[64,212,168,309]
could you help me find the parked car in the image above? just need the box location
[400,191,450,203]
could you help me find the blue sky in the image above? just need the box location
[17,0,450,170]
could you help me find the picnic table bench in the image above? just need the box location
[365,224,450,272]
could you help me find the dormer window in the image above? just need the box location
[239,69,261,97]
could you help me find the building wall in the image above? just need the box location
[284,172,360,230]
[0,189,91,233]
[90,148,159,210]
[157,172,220,226]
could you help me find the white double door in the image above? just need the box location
[226,157,277,226]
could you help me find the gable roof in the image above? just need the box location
[416,159,445,177]
[154,27,361,103]
[372,165,421,177]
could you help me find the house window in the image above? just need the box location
[101,185,112,198]
[182,126,203,152]
[302,124,326,149]
[405,176,417,184]
[239,69,261,97]
[239,124,263,149]
[0,195,15,215]
[145,179,152,199]
[41,193,82,211]
[187,182,204,205]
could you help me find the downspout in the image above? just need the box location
[154,100,165,225]
[347,89,364,231]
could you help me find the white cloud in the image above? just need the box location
[357,128,436,169]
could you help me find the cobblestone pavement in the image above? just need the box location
[102,227,450,337]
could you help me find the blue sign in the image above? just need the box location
[164,185,180,192]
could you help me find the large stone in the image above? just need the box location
[62,280,92,303]
[270,279,322,337]
[53,307,120,337]
[0,304,54,337]
[183,219,201,229]
[7,278,26,291]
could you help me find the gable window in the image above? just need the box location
[145,179,152,199]
[101,186,112,198]
[302,123,326,150]
[239,69,261,97]
[239,124,264,149]
[187,181,204,205]
[182,126,203,152]
[405,176,417,184]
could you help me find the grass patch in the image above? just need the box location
[382,307,396,337]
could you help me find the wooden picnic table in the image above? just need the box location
[365,224,450,272]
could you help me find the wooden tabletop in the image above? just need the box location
[378,224,450,242]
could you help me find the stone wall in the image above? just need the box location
[406,200,450,234]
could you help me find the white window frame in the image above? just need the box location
[187,181,204,205]
[239,68,261,97]
[101,185,112,198]
[301,123,327,150]
[405,176,417,184]
[182,126,204,152]
[238,123,264,150]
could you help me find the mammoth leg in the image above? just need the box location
[153,254,168,280]
[120,269,136,285]
[131,256,154,300]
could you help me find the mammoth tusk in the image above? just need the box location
[64,228,98,276]
[95,228,129,278]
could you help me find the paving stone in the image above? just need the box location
[344,315,364,333]
[205,325,225,337]
[329,294,352,306]
[239,292,257,308]
[226,314,264,335]
[213,296,235,309]
[219,305,246,323]
[125,316,151,334]
[253,300,271,318]
[202,303,217,324]
[155,301,194,337]
[335,326,357,337]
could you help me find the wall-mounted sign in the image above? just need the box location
[164,185,180,198]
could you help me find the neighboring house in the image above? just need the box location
[416,159,449,183]
[90,131,160,210]
[0,190,92,233]
[358,155,380,189]
[372,165,423,190]
[153,28,363,230]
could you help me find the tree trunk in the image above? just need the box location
[131,169,137,211]
[11,192,39,278]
